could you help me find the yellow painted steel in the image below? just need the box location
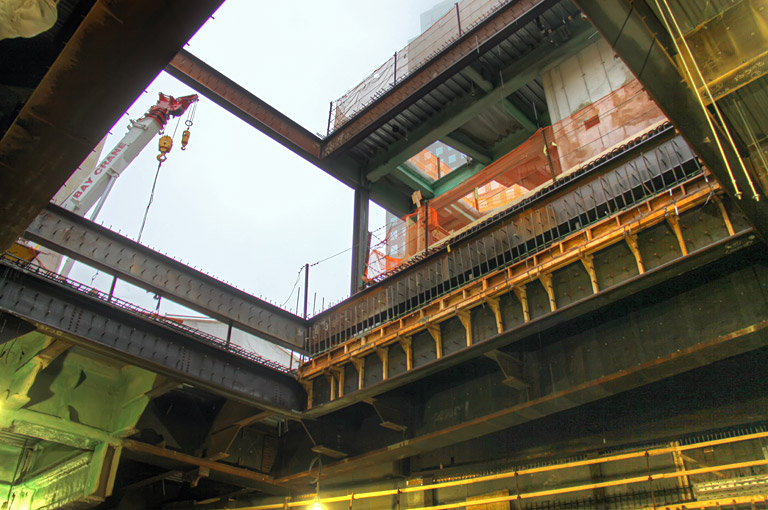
[7,241,38,262]
[654,0,761,201]
[157,134,173,162]
[231,431,768,510]
[300,175,719,382]
[684,0,768,101]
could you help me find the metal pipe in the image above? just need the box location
[424,201,430,255]
[657,0,760,201]
[651,0,743,199]
[239,431,768,510]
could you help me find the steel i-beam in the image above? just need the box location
[0,259,305,413]
[24,204,308,353]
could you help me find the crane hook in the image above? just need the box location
[157,134,173,162]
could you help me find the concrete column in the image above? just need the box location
[350,187,370,295]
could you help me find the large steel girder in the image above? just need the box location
[573,0,768,239]
[278,241,768,484]
[167,50,323,164]
[24,204,308,353]
[302,198,756,413]
[0,260,305,414]
[0,0,223,253]
[306,128,697,355]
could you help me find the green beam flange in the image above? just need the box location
[433,161,486,196]
[393,165,436,198]
[441,133,494,165]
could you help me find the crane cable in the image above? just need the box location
[137,159,163,244]
[138,105,197,243]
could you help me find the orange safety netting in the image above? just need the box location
[365,79,667,282]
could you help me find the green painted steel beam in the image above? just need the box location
[502,97,538,133]
[365,21,596,183]
[441,133,494,165]
[463,66,538,136]
[425,128,532,201]
[365,93,477,183]
[369,179,414,217]
[433,161,486,196]
[460,71,538,134]
[462,65,494,92]
[393,165,436,198]
[491,129,535,160]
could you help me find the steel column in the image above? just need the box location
[351,187,370,295]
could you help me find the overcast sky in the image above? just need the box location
[68,0,442,318]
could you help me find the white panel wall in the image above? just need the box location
[542,37,634,123]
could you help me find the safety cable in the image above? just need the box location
[280,265,304,307]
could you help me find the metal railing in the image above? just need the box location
[0,254,291,373]
[327,0,515,135]
[308,127,704,354]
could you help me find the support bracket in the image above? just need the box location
[513,286,530,322]
[364,397,408,432]
[427,324,443,359]
[484,349,529,390]
[625,234,645,274]
[457,310,473,347]
[666,211,688,256]
[375,347,389,381]
[580,254,599,295]
[485,298,504,334]
[538,273,557,312]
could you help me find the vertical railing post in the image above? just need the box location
[303,263,309,319]
[424,201,430,255]
[393,52,398,86]
[108,275,117,303]
[455,3,462,36]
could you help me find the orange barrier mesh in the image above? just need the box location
[366,79,667,281]
[407,150,452,180]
